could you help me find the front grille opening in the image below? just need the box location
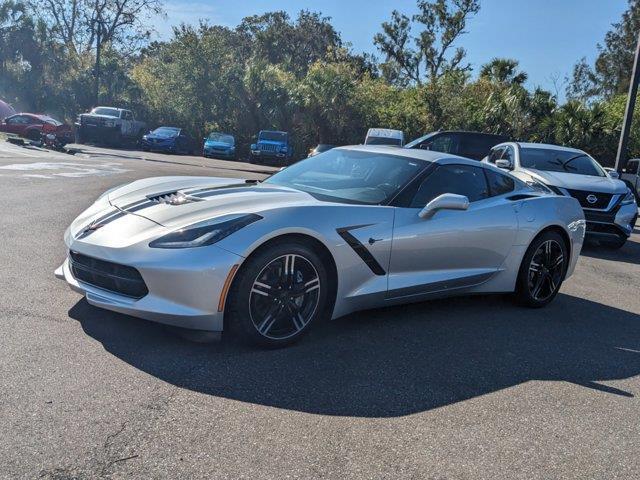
[69,251,148,299]
[566,189,614,209]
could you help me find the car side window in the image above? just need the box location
[487,147,505,164]
[485,169,515,196]
[410,164,489,207]
[502,146,514,162]
[7,115,28,125]
[429,134,459,155]
[461,134,495,159]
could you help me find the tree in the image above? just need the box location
[237,10,343,78]
[32,0,163,57]
[480,58,528,86]
[568,0,640,99]
[374,0,480,85]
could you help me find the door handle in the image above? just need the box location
[368,237,383,245]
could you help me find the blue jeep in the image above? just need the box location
[250,130,293,164]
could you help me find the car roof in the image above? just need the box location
[500,141,585,154]
[336,145,481,165]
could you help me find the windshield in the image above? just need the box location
[520,148,605,177]
[404,132,437,149]
[91,107,120,117]
[265,149,425,205]
[365,136,403,146]
[40,116,62,126]
[152,127,180,137]
[208,133,234,145]
[260,131,287,142]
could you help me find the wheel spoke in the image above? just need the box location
[551,254,564,270]
[531,273,546,299]
[251,281,274,297]
[304,278,320,293]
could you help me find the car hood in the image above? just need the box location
[523,168,627,194]
[258,140,286,147]
[146,133,176,141]
[107,176,316,228]
[81,113,119,120]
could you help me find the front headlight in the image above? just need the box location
[149,214,262,249]
[621,188,637,205]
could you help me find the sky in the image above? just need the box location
[154,0,630,101]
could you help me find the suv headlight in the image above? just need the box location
[149,214,262,249]
[621,188,637,205]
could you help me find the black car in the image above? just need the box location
[405,131,510,160]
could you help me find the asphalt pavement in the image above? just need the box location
[1,141,639,479]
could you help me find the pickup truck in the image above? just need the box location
[250,130,293,165]
[75,107,147,146]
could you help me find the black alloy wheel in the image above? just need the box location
[516,230,568,307]
[227,241,328,347]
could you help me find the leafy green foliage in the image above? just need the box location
[0,0,638,166]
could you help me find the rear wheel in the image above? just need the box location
[227,241,328,348]
[515,231,567,308]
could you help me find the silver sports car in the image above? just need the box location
[56,146,586,347]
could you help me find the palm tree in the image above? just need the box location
[480,58,528,86]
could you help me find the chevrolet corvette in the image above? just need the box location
[56,146,586,347]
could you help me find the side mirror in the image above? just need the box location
[495,159,513,170]
[604,167,619,179]
[419,193,469,219]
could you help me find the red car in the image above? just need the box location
[0,113,74,145]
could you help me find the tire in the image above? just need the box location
[226,240,329,348]
[601,235,627,250]
[26,129,41,142]
[515,230,568,308]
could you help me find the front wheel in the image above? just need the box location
[515,231,568,308]
[227,241,328,348]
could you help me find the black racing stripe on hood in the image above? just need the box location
[190,185,256,199]
[187,184,248,196]
[76,208,127,239]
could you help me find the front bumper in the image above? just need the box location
[55,244,243,332]
[251,150,287,158]
[204,147,235,158]
[142,140,176,152]
[584,202,638,239]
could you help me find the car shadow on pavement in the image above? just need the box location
[68,292,640,418]
[580,236,640,266]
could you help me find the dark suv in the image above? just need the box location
[405,131,509,160]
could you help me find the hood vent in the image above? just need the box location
[147,191,200,206]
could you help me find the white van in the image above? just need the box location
[364,128,404,147]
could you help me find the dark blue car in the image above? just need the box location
[141,127,196,154]
[203,132,236,160]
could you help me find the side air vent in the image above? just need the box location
[147,191,200,206]
[507,194,538,201]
